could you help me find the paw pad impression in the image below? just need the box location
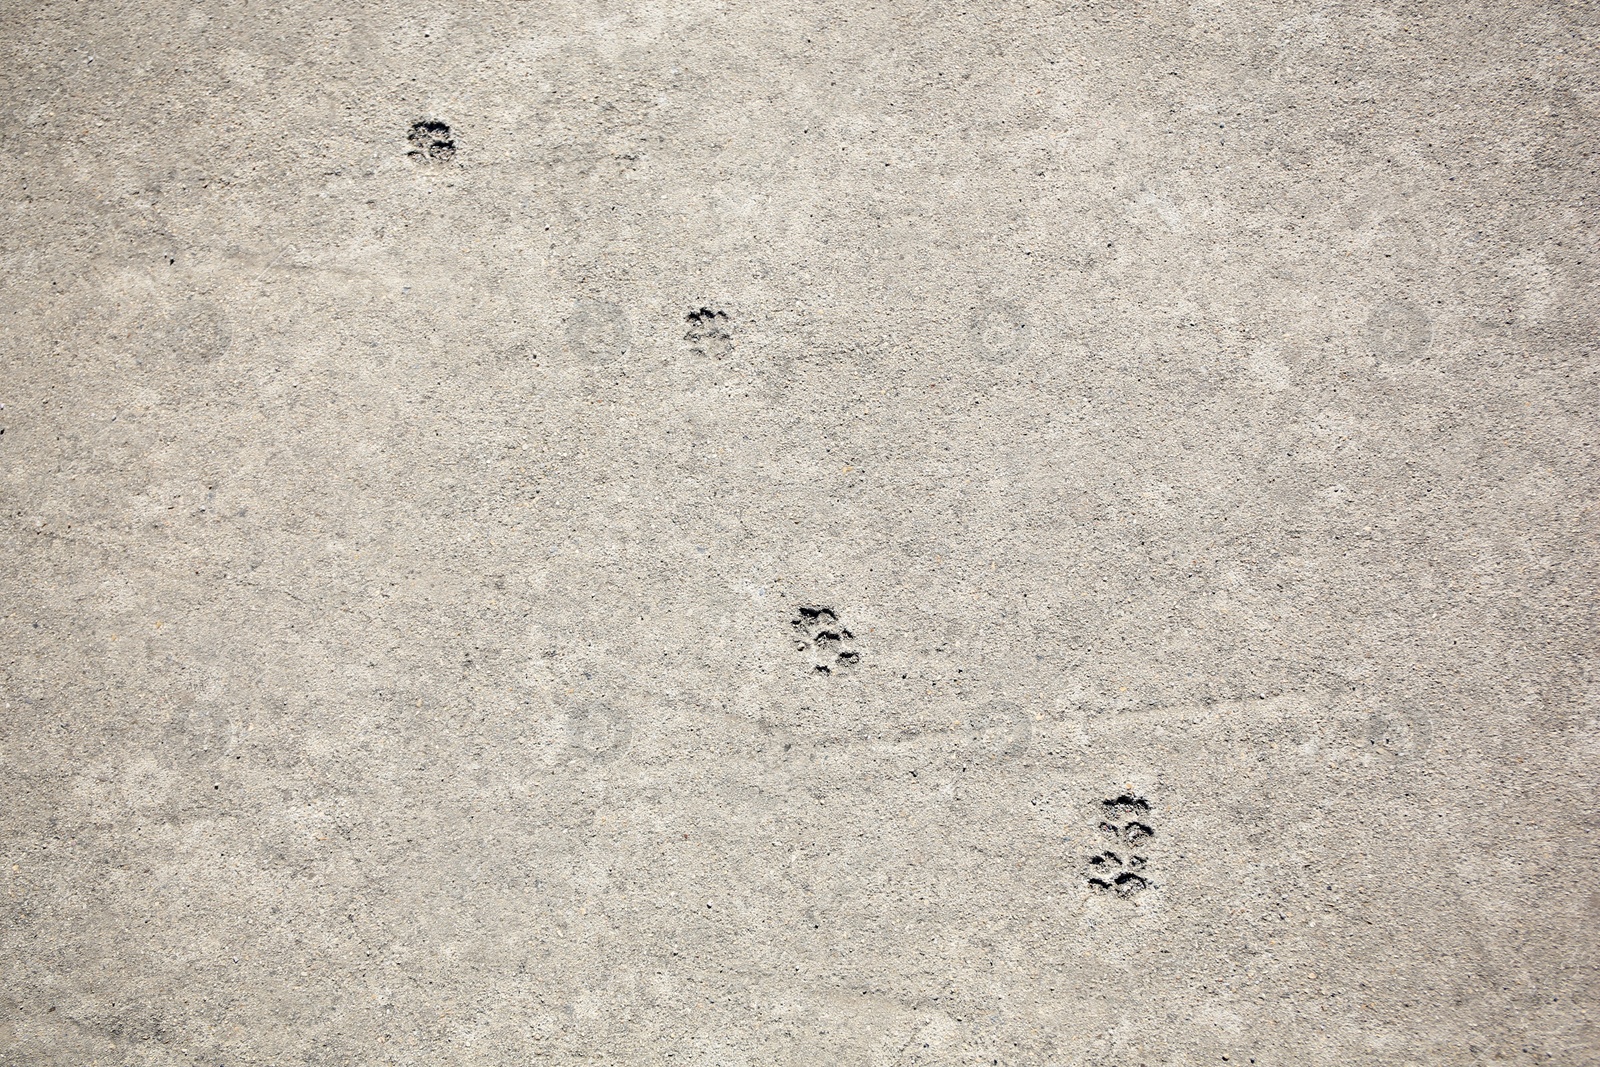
[790,606,860,675]
[1086,794,1156,897]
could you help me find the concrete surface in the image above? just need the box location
[2,2,1596,1064]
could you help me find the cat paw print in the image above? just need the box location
[790,606,860,675]
[407,119,456,162]
[685,307,733,359]
[1086,794,1155,898]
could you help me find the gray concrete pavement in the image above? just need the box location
[1,2,1596,1064]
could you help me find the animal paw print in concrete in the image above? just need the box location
[407,119,456,162]
[791,606,859,675]
[1086,794,1154,898]
[685,307,733,358]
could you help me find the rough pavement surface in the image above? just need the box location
[1,2,1596,1064]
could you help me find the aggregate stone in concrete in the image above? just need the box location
[1,2,1596,1065]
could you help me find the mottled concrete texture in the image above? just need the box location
[1,2,1596,1065]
